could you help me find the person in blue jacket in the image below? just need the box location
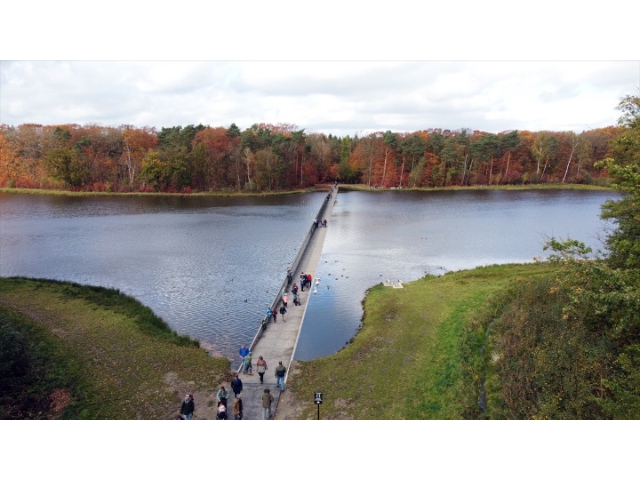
[239,344,249,373]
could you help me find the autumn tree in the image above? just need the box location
[192,127,236,190]
[121,126,158,189]
[337,136,358,183]
[532,132,559,181]
[0,131,24,187]
[399,133,427,187]
[44,146,89,188]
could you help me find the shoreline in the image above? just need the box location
[0,182,612,197]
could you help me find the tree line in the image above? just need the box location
[0,120,625,193]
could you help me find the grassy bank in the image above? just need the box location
[286,262,558,419]
[1,183,610,197]
[0,278,230,419]
[0,186,327,197]
[338,183,612,192]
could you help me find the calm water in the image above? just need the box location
[293,189,617,360]
[0,192,326,359]
[0,189,617,361]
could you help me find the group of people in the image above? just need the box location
[299,272,313,292]
[313,218,328,229]
[178,351,287,420]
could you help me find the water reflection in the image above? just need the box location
[0,189,618,362]
[293,189,618,360]
[0,192,326,359]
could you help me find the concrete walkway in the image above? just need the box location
[224,186,338,420]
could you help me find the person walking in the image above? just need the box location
[256,356,268,384]
[232,394,243,420]
[239,344,249,372]
[283,293,288,307]
[292,283,298,296]
[180,393,194,420]
[266,307,273,323]
[272,308,278,323]
[231,374,243,397]
[262,388,274,420]
[216,386,228,409]
[279,304,287,322]
[275,361,287,392]
[244,351,253,375]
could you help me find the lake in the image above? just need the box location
[294,189,617,359]
[0,189,617,361]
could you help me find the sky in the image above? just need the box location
[2,2,639,138]
[2,60,639,136]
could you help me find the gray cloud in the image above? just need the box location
[1,60,637,136]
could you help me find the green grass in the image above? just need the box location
[0,278,230,419]
[287,262,558,419]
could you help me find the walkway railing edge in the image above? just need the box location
[237,185,338,371]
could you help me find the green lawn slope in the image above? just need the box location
[0,278,230,419]
[287,262,558,419]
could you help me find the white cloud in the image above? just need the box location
[1,60,638,136]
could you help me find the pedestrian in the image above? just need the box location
[279,304,287,322]
[287,268,293,286]
[293,292,299,306]
[217,401,227,420]
[216,386,228,408]
[266,307,273,323]
[292,283,298,296]
[262,317,267,331]
[300,272,306,291]
[239,344,249,371]
[307,273,312,286]
[272,308,278,323]
[275,361,287,392]
[231,373,243,397]
[257,356,268,384]
[180,393,194,420]
[283,293,288,307]
[232,394,243,420]
[262,388,274,420]
[245,351,253,375]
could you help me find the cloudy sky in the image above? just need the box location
[2,3,638,137]
[2,61,638,136]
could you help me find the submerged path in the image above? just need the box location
[224,185,338,420]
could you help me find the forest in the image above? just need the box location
[0,120,625,193]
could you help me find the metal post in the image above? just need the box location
[314,392,322,420]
